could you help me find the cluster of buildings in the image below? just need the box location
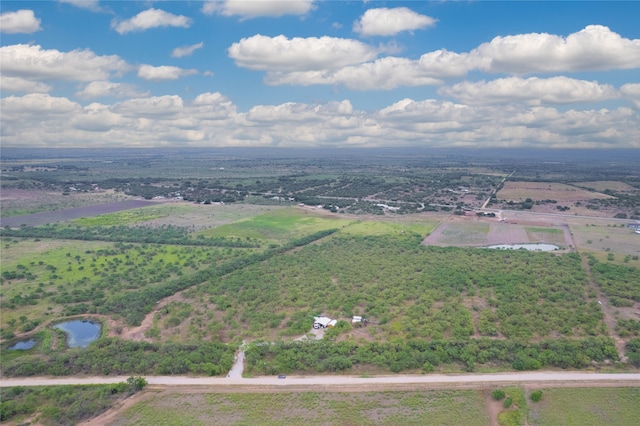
[313,315,367,329]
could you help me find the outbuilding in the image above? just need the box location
[313,316,332,329]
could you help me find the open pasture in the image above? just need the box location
[570,221,640,263]
[572,180,638,193]
[497,181,614,203]
[527,387,640,426]
[0,188,130,217]
[87,385,640,426]
[0,200,158,228]
[114,388,488,426]
[423,217,570,249]
[0,237,252,333]
[196,207,353,244]
[142,203,289,230]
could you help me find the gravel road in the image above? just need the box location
[2,371,639,388]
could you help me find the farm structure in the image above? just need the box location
[352,316,370,327]
[313,316,337,329]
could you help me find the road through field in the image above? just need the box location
[2,371,639,389]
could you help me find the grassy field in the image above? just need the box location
[71,205,180,226]
[527,387,640,425]
[0,189,131,217]
[0,236,254,331]
[196,207,354,243]
[436,221,490,245]
[86,386,640,426]
[570,222,640,264]
[524,227,566,244]
[497,182,614,202]
[572,181,638,192]
[114,389,488,426]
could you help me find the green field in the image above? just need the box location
[196,207,354,243]
[528,387,640,425]
[117,389,488,426]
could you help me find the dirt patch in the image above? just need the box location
[80,389,160,426]
[482,389,502,426]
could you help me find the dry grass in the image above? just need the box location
[572,181,638,192]
[111,388,488,426]
[497,182,614,203]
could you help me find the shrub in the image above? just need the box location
[492,389,506,400]
[503,397,513,408]
[530,390,543,402]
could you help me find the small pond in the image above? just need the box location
[53,320,101,348]
[481,243,560,252]
[9,339,36,350]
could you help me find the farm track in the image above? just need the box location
[581,255,627,360]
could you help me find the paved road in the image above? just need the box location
[2,371,639,388]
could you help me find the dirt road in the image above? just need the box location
[2,371,639,389]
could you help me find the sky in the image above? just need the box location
[1,0,639,149]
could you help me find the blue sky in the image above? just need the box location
[1,1,639,149]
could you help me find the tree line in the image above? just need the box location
[1,224,260,248]
[245,336,619,374]
[1,338,234,377]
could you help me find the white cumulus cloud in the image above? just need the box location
[172,42,204,58]
[111,95,185,118]
[1,93,80,119]
[0,9,42,34]
[202,0,315,19]
[252,26,640,90]
[476,25,640,74]
[59,0,102,12]
[112,8,192,34]
[439,77,619,105]
[138,65,198,80]
[620,83,640,108]
[0,76,52,93]
[1,93,638,148]
[354,7,437,36]
[228,34,379,71]
[266,56,442,90]
[0,44,129,82]
[76,81,149,99]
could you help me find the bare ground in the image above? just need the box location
[482,389,503,426]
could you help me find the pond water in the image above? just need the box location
[53,320,101,348]
[482,243,560,252]
[9,339,36,350]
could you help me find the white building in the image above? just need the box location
[313,316,332,329]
